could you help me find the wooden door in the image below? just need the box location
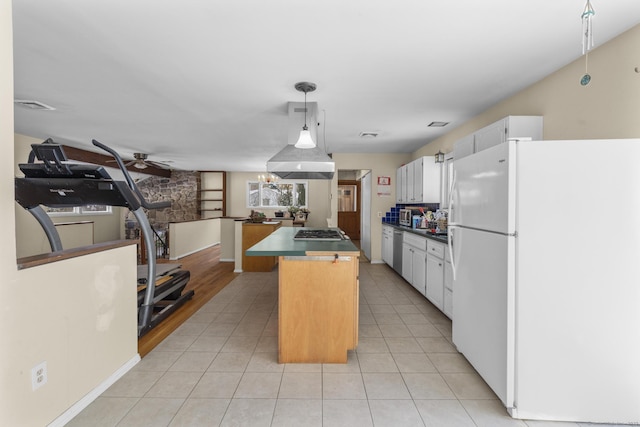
[337,180,360,240]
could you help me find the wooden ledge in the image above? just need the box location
[17,239,138,270]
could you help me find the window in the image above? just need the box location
[44,205,112,216]
[247,180,308,208]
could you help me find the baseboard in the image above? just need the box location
[48,354,141,427]
[234,268,243,273]
[370,259,385,264]
[170,242,220,260]
[220,258,234,263]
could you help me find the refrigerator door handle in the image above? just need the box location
[448,169,457,225]
[447,169,457,280]
[448,228,457,280]
[448,170,458,280]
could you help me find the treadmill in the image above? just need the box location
[14,139,194,337]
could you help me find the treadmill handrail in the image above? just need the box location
[91,139,171,210]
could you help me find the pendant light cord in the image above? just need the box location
[303,90,308,130]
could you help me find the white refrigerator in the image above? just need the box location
[448,139,640,423]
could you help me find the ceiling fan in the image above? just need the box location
[110,152,172,170]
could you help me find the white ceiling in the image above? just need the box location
[12,1,640,172]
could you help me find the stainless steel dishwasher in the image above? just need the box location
[392,229,403,274]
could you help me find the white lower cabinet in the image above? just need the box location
[444,251,453,319]
[426,253,444,309]
[381,225,394,266]
[402,232,427,296]
[396,230,450,317]
[426,240,445,311]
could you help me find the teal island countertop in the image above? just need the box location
[245,227,359,256]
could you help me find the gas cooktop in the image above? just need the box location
[293,229,344,241]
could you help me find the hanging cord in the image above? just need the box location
[303,90,308,130]
[580,0,595,86]
[322,109,333,224]
[585,51,589,74]
[322,109,328,152]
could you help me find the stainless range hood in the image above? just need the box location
[267,144,335,179]
[267,100,335,180]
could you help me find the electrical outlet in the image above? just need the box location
[377,212,383,217]
[31,361,47,391]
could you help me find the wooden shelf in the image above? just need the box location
[198,172,226,218]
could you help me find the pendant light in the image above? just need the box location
[294,82,317,149]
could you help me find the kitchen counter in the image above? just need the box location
[245,226,360,256]
[246,227,359,364]
[384,223,448,244]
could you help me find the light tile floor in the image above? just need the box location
[67,263,627,427]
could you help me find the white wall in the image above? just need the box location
[360,171,372,260]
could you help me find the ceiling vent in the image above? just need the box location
[14,100,56,111]
[359,132,379,138]
[428,121,449,127]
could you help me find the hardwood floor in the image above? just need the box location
[137,245,238,357]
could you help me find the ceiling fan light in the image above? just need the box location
[134,162,148,169]
[295,128,316,149]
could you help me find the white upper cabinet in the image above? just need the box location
[453,133,474,160]
[396,156,441,204]
[396,166,406,203]
[454,116,543,160]
[406,161,416,202]
[440,152,454,209]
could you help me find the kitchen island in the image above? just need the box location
[246,227,360,363]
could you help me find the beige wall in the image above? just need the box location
[14,133,124,258]
[169,218,221,260]
[2,4,138,425]
[226,171,332,228]
[333,153,412,263]
[415,24,640,159]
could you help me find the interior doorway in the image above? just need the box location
[337,179,360,240]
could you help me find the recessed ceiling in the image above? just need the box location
[11,1,640,171]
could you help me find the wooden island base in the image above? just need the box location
[278,252,359,363]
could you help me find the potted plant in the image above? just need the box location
[299,207,310,220]
[287,206,299,216]
[249,210,266,223]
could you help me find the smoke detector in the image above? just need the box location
[14,100,56,111]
